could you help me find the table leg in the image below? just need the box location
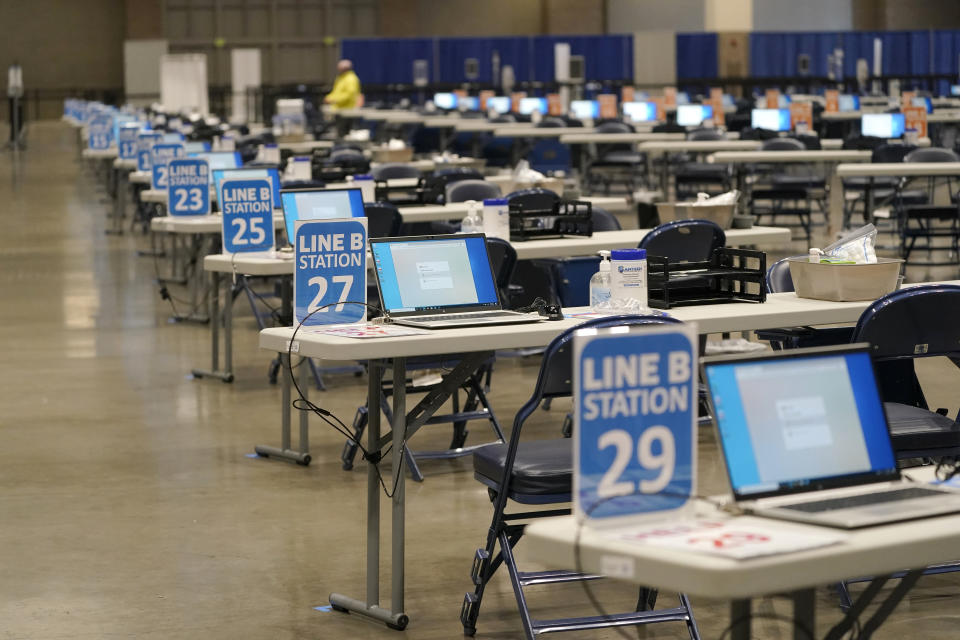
[329,358,410,630]
[791,589,815,640]
[107,168,126,235]
[729,599,751,640]
[192,270,235,382]
[255,351,312,465]
[391,357,407,619]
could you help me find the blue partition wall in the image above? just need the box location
[676,33,718,80]
[341,34,633,87]
[678,28,960,90]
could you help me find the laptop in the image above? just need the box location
[279,187,366,249]
[369,234,542,329]
[702,344,960,529]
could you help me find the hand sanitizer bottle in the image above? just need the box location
[460,200,482,234]
[590,250,612,309]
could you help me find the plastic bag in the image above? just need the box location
[822,224,878,264]
[693,189,741,206]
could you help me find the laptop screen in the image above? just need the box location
[704,348,897,500]
[677,104,711,126]
[370,235,499,315]
[188,151,243,183]
[280,188,365,246]
[213,167,281,209]
[861,113,905,139]
[570,100,599,120]
[751,108,791,132]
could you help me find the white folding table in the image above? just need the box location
[253,280,960,632]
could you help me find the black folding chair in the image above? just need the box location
[461,314,700,640]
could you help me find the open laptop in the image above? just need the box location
[702,344,960,529]
[279,187,365,249]
[369,234,541,329]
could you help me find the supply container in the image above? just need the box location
[787,257,903,302]
[609,248,647,308]
[353,174,376,202]
[482,197,511,240]
[655,202,736,230]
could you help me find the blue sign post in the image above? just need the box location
[117,123,140,159]
[220,178,274,253]
[574,323,698,524]
[167,158,210,216]
[88,115,113,150]
[294,218,367,326]
[151,143,185,190]
[136,132,160,171]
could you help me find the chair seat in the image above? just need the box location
[886,402,960,454]
[675,162,727,179]
[473,438,571,495]
[772,175,826,189]
[842,177,900,190]
[593,151,644,166]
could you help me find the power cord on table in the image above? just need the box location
[285,300,408,499]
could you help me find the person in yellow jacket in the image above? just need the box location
[324,59,361,110]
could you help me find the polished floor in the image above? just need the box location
[3,122,960,639]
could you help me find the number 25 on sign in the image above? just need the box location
[573,322,698,524]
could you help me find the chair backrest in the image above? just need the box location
[852,285,960,360]
[765,257,794,293]
[843,135,885,150]
[446,179,502,203]
[904,147,960,163]
[506,187,559,213]
[872,144,916,163]
[371,162,422,181]
[485,237,517,300]
[762,137,805,151]
[851,285,960,407]
[537,117,566,128]
[590,206,621,231]
[330,148,365,163]
[531,315,683,401]
[491,114,516,123]
[687,128,725,141]
[363,201,402,238]
[551,256,601,307]
[595,120,634,134]
[795,134,822,150]
[639,219,726,262]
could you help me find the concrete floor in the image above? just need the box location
[3,122,960,639]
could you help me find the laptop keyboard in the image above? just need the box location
[412,311,519,323]
[781,487,946,513]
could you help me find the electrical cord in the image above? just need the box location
[570,489,835,639]
[285,300,408,499]
[229,251,284,324]
[150,230,211,317]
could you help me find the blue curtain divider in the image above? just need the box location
[341,34,633,87]
[676,33,718,80]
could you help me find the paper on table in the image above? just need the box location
[311,323,432,339]
[614,519,845,560]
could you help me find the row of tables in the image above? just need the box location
[73,112,960,638]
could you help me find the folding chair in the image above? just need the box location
[837,285,960,609]
[584,121,647,195]
[461,314,700,640]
